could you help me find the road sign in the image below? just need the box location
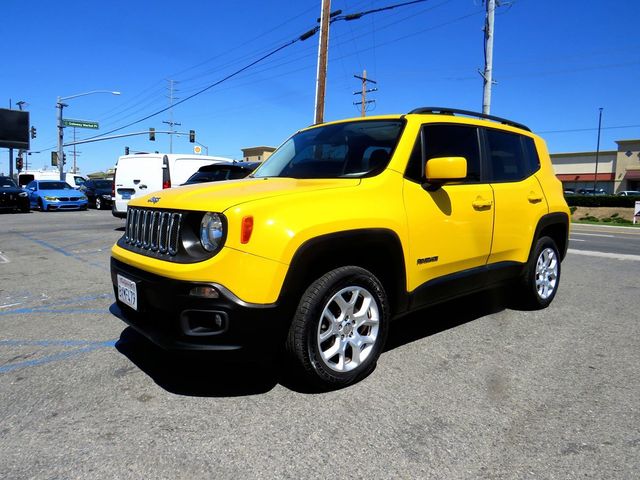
[193,146,202,154]
[62,119,99,129]
[634,201,640,224]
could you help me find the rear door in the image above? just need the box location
[113,155,162,213]
[484,128,548,264]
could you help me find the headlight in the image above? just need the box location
[44,196,59,201]
[200,212,224,252]
[18,192,27,197]
[101,194,111,199]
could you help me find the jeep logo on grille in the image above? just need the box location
[147,196,161,204]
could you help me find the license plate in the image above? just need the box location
[117,274,138,310]
[121,193,131,200]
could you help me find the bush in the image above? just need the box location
[565,195,640,207]
[569,206,577,214]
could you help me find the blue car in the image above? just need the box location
[26,180,88,211]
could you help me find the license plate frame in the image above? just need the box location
[117,274,138,311]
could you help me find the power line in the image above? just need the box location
[537,124,640,134]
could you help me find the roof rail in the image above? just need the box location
[408,106,531,132]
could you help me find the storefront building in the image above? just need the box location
[551,139,640,193]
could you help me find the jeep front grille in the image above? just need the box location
[124,208,183,256]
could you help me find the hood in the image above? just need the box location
[39,189,84,197]
[0,186,25,195]
[130,177,361,212]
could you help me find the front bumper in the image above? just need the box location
[110,257,284,353]
[0,195,29,211]
[43,199,87,210]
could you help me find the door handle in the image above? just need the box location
[139,185,147,189]
[528,192,543,203]
[472,197,493,210]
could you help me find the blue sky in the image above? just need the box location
[1,0,639,175]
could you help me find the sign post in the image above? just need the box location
[634,201,640,225]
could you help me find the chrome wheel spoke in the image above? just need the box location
[535,247,559,300]
[317,284,381,373]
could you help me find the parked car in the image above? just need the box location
[0,176,29,213]
[111,107,570,388]
[577,188,606,195]
[616,190,640,196]
[182,161,261,185]
[26,180,88,211]
[18,171,87,189]
[112,153,233,218]
[81,179,114,209]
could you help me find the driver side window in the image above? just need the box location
[405,124,481,183]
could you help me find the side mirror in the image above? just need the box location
[424,156,467,185]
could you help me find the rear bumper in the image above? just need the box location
[110,257,285,353]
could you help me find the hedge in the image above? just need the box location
[565,195,640,207]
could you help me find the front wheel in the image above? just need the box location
[516,236,561,310]
[95,197,102,210]
[286,266,390,388]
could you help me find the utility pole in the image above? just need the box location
[353,70,377,117]
[593,107,603,194]
[163,79,180,153]
[8,99,14,179]
[72,127,81,173]
[314,0,331,124]
[481,0,496,115]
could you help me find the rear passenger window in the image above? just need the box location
[405,124,481,183]
[485,129,538,182]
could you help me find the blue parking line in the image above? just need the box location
[17,233,110,271]
[0,339,112,347]
[0,293,112,316]
[0,340,117,374]
[0,308,105,316]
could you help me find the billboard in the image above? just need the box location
[0,108,30,149]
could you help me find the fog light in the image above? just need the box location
[189,286,220,298]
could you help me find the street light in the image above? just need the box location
[56,90,120,180]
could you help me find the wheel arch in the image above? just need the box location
[278,228,408,318]
[531,212,570,261]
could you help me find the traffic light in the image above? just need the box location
[30,126,37,139]
[189,130,195,143]
[51,152,58,166]
[149,128,155,141]
[16,157,23,170]
[125,146,130,155]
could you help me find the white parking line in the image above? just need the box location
[568,249,640,262]
[571,233,615,238]
[0,252,9,264]
[569,238,586,242]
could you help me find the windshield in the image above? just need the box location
[40,182,73,190]
[185,166,255,184]
[0,178,17,188]
[254,120,404,179]
[94,180,113,189]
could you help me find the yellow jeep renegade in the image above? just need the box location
[111,107,570,387]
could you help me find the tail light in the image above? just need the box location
[112,169,116,197]
[162,155,171,189]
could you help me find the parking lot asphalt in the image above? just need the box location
[0,210,638,479]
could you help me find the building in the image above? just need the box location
[551,139,640,193]
[241,146,276,162]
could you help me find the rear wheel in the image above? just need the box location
[516,236,561,310]
[95,197,102,210]
[286,266,389,388]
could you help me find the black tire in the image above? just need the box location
[37,198,46,212]
[95,197,102,210]
[516,236,561,310]
[286,266,389,388]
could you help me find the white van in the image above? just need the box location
[112,153,232,218]
[18,170,87,189]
